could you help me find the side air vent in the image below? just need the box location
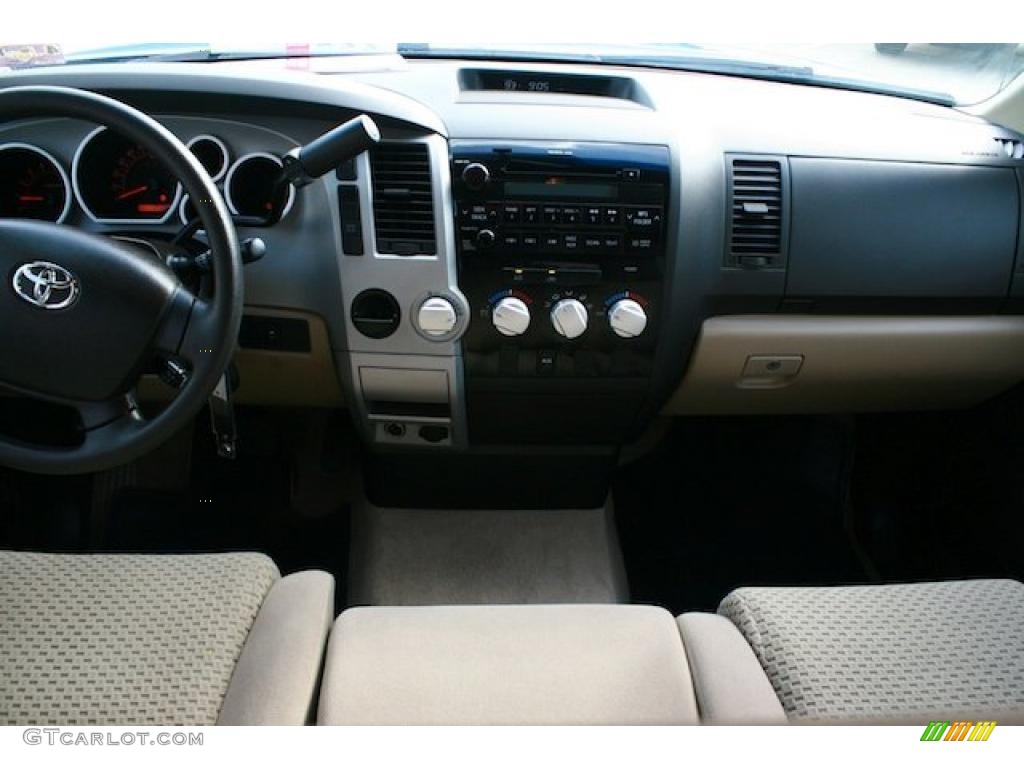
[370,143,437,256]
[727,155,787,268]
[995,136,1024,160]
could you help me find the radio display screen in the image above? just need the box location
[504,180,618,200]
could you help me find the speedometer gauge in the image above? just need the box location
[0,144,71,223]
[73,127,181,222]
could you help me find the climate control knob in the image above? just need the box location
[416,296,458,338]
[550,299,589,340]
[608,298,648,338]
[492,296,531,337]
[462,162,490,190]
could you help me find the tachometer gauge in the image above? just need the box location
[73,127,181,222]
[0,144,71,223]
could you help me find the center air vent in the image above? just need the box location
[727,155,787,268]
[351,289,401,339]
[370,143,437,256]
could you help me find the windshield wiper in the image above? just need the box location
[66,46,391,66]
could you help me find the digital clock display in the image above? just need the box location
[473,71,619,98]
[502,77,551,92]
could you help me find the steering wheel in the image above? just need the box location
[0,86,242,475]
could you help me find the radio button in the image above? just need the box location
[543,234,561,250]
[626,207,662,230]
[627,236,655,252]
[562,207,581,225]
[604,235,622,251]
[585,207,602,226]
[542,206,561,225]
[469,204,491,225]
[502,234,520,248]
[503,205,521,224]
[523,205,540,225]
[563,234,580,251]
[603,207,621,226]
[584,236,603,251]
[522,234,540,249]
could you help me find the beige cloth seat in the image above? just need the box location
[0,551,334,725]
[680,578,1024,724]
[318,604,699,725]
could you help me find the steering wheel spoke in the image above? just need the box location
[75,393,141,432]
[152,286,200,360]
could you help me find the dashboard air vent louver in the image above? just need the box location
[727,156,786,268]
[370,143,437,256]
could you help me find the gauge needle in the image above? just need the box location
[116,185,149,201]
[18,195,45,202]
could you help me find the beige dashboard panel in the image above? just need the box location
[139,307,344,407]
[971,70,1024,133]
[667,315,1024,415]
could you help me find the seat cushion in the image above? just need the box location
[719,579,1024,723]
[0,551,287,725]
[318,604,699,725]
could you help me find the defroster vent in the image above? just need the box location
[370,143,437,256]
[727,156,787,268]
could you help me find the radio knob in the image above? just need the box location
[550,299,588,340]
[416,296,458,338]
[462,162,490,191]
[475,228,496,249]
[608,298,648,338]
[492,296,531,337]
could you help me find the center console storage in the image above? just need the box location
[318,604,698,725]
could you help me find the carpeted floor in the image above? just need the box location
[348,497,628,605]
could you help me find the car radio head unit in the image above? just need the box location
[452,141,669,261]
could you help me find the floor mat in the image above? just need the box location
[348,497,628,605]
[852,391,1024,584]
[614,416,868,614]
[98,407,355,610]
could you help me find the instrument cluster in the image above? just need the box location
[0,127,294,227]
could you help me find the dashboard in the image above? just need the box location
[1,58,1023,452]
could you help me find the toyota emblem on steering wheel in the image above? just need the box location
[12,260,80,310]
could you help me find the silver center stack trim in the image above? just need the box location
[333,133,469,449]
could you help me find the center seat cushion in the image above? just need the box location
[317,604,698,725]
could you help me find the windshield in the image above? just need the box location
[2,42,1022,106]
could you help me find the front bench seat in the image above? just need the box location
[679,578,1024,724]
[0,551,334,725]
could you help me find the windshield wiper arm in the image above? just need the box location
[67,47,390,66]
